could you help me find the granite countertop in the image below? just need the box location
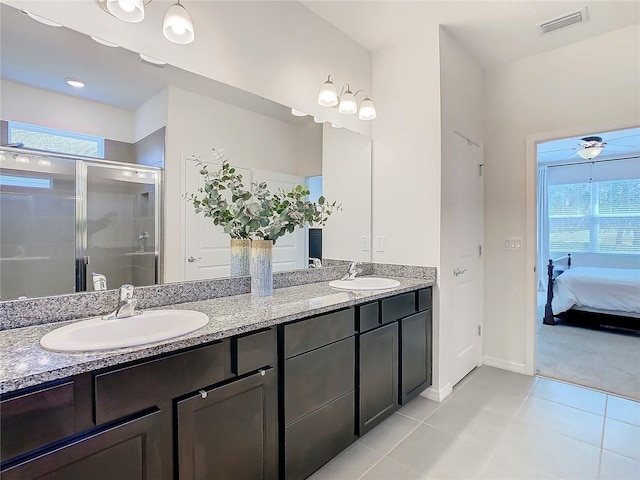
[0,277,433,394]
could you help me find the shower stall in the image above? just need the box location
[0,147,162,300]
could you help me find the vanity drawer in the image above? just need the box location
[1,380,75,462]
[284,308,354,358]
[94,341,231,424]
[357,301,380,333]
[418,288,432,311]
[381,292,417,324]
[285,391,355,480]
[232,328,276,375]
[284,337,355,425]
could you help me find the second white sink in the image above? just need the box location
[329,277,401,291]
[40,310,209,352]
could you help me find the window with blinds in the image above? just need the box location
[547,161,640,254]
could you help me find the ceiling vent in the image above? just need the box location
[538,7,588,35]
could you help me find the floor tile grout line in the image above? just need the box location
[530,388,607,416]
[597,395,609,479]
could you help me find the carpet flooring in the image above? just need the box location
[536,300,640,400]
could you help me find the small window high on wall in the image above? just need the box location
[8,121,105,158]
[547,158,640,254]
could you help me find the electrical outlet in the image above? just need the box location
[376,236,385,252]
[361,236,370,252]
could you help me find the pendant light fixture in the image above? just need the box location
[163,1,195,44]
[96,0,195,44]
[106,0,145,23]
[317,75,376,120]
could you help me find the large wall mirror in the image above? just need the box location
[0,3,372,300]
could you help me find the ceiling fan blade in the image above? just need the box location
[605,144,638,150]
[605,134,639,143]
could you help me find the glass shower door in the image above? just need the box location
[81,162,159,292]
[0,150,77,300]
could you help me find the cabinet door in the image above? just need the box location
[176,368,277,480]
[400,310,432,404]
[358,322,398,435]
[1,410,162,480]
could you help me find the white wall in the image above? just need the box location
[322,124,372,262]
[483,24,640,373]
[371,27,444,393]
[6,0,372,136]
[134,87,169,143]
[438,29,484,394]
[164,86,322,282]
[1,79,135,142]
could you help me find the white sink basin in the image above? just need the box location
[328,277,401,291]
[40,310,209,352]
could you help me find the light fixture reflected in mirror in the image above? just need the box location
[20,10,62,27]
[66,78,85,88]
[96,0,194,44]
[314,117,326,124]
[318,75,376,120]
[139,53,167,66]
[291,108,308,117]
[37,159,52,167]
[91,36,119,48]
[15,154,30,164]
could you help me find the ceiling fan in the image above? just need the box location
[542,132,640,161]
[576,136,606,159]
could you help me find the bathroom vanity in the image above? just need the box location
[0,277,433,479]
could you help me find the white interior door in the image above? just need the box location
[450,133,484,385]
[252,169,306,272]
[184,158,252,280]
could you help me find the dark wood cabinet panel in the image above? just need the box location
[400,310,432,404]
[177,368,277,480]
[2,410,162,480]
[357,301,380,333]
[381,292,417,324]
[284,308,354,358]
[1,380,75,462]
[233,328,276,375]
[285,391,355,480]
[418,288,433,312]
[358,322,398,435]
[94,340,231,424]
[284,336,355,425]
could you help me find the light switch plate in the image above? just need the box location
[361,236,370,252]
[505,236,523,251]
[376,236,385,252]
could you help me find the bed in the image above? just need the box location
[543,254,640,332]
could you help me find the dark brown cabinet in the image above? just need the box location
[177,368,277,480]
[281,308,356,480]
[400,309,432,404]
[357,322,398,435]
[1,409,163,480]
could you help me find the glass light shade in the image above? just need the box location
[107,0,145,23]
[291,109,308,117]
[91,36,119,48]
[331,123,342,129]
[66,78,85,88]
[338,91,357,114]
[358,98,376,120]
[313,117,326,124]
[15,154,30,164]
[139,53,167,66]
[37,159,52,167]
[577,146,604,159]
[163,3,195,45]
[318,80,338,106]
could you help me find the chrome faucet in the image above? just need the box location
[341,261,362,281]
[309,258,322,269]
[103,284,142,320]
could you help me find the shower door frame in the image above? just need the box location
[75,159,163,293]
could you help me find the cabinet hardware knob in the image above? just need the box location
[188,256,203,263]
[259,369,266,376]
[199,389,208,398]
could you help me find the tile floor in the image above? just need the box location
[309,366,640,480]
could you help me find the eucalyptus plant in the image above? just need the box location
[186,149,340,244]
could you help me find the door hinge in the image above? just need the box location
[479,245,482,256]
[479,164,484,176]
[478,325,482,336]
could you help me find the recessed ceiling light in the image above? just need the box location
[139,53,167,66]
[291,108,308,117]
[20,10,62,27]
[66,78,85,88]
[90,36,119,48]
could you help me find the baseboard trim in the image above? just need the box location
[421,383,453,402]
[483,356,528,375]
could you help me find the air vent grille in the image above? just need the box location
[538,7,588,34]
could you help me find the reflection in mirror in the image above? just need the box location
[0,2,372,300]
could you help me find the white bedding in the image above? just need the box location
[552,267,640,316]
